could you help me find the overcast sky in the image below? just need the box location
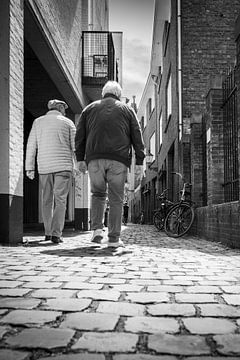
[109,0,155,105]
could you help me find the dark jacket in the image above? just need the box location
[75,94,145,167]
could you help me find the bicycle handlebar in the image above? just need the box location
[172,172,192,188]
[172,172,183,179]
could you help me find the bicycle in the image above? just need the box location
[135,211,144,224]
[164,172,195,238]
[153,189,174,231]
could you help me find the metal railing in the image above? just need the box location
[82,31,116,86]
[222,67,239,202]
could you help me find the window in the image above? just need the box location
[146,98,152,121]
[222,68,239,202]
[166,74,172,121]
[150,132,156,161]
[159,112,163,149]
[162,21,170,57]
[140,116,145,131]
[93,55,108,78]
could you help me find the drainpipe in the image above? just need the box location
[177,0,182,141]
[88,0,93,31]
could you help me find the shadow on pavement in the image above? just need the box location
[40,245,133,257]
[22,239,57,247]
[22,224,240,256]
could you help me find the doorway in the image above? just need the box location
[23,109,39,225]
[23,40,75,228]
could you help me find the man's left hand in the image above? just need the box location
[26,170,35,180]
[77,161,88,174]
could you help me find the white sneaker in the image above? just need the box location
[107,239,125,248]
[91,229,104,243]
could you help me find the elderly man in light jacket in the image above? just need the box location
[25,99,76,244]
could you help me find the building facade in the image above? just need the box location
[131,75,156,224]
[0,0,122,244]
[133,0,240,247]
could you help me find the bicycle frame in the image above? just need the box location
[163,172,195,237]
[153,189,174,231]
[172,172,193,203]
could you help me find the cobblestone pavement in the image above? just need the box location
[0,224,240,360]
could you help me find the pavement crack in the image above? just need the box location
[114,315,126,332]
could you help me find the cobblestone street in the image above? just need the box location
[0,224,240,359]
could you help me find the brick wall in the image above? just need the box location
[190,114,203,206]
[206,85,225,205]
[192,203,240,249]
[191,13,240,248]
[81,0,88,31]
[31,0,83,89]
[9,0,24,198]
[181,0,240,118]
[0,0,24,197]
[190,78,236,247]
[159,12,179,168]
[182,140,191,183]
[30,0,109,90]
[158,0,180,200]
[153,1,240,246]
[0,0,24,244]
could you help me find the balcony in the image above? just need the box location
[82,31,122,102]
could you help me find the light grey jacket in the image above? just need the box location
[25,110,76,174]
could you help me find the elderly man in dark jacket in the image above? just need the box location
[75,81,145,248]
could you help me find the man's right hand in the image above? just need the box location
[135,165,143,182]
[26,170,35,180]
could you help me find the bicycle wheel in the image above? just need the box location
[153,210,165,231]
[164,203,194,237]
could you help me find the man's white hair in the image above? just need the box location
[102,81,122,98]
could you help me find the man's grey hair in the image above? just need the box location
[102,81,122,99]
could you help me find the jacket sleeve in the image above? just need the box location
[75,111,86,161]
[129,108,145,165]
[25,121,38,171]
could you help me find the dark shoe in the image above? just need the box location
[51,236,63,244]
[45,235,52,241]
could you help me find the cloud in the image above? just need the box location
[122,38,151,104]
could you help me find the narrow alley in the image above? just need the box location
[0,225,239,359]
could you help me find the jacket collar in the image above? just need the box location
[46,110,61,115]
[103,93,120,100]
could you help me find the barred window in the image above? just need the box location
[222,68,239,202]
